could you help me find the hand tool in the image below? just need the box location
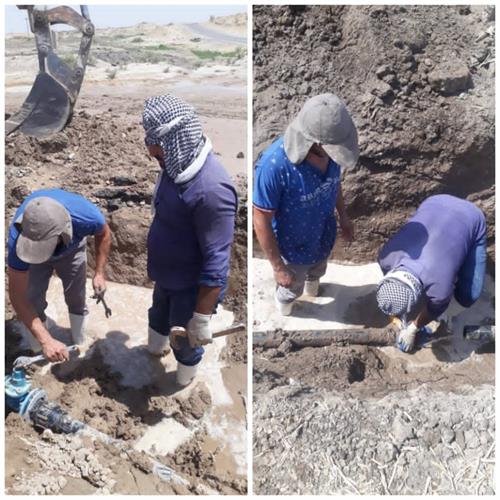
[13,345,80,369]
[170,323,245,350]
[92,291,112,318]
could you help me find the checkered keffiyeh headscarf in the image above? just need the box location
[143,95,205,180]
[376,270,423,318]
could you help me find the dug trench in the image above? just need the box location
[252,4,495,495]
[5,271,247,495]
[253,281,495,495]
[4,83,247,492]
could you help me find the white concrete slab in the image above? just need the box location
[134,418,194,456]
[253,257,495,366]
[253,257,386,332]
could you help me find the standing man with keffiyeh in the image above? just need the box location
[376,194,487,353]
[142,94,237,386]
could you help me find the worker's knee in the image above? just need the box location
[63,288,87,316]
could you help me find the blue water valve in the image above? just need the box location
[5,367,32,412]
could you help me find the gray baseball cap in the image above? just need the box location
[15,197,73,264]
[284,93,359,167]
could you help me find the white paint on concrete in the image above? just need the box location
[134,418,194,456]
[195,335,234,407]
[205,413,247,475]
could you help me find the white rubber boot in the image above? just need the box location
[18,322,42,353]
[176,362,198,386]
[69,313,88,346]
[275,295,294,316]
[147,327,171,355]
[304,279,320,297]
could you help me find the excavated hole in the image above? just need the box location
[347,357,366,383]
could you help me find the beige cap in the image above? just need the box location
[284,93,359,167]
[15,197,73,264]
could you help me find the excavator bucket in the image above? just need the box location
[5,5,94,138]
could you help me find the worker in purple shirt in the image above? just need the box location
[376,194,487,353]
[142,94,237,386]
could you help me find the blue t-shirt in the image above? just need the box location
[253,137,341,265]
[378,195,487,317]
[8,189,106,271]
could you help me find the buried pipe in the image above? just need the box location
[6,346,85,433]
[252,322,456,349]
[253,327,400,349]
[253,322,495,350]
[5,354,188,485]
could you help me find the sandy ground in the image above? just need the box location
[5,12,248,495]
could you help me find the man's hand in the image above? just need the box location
[397,322,419,353]
[339,213,355,242]
[41,337,70,362]
[187,312,212,348]
[274,266,294,288]
[92,272,106,296]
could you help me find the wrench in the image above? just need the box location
[92,291,112,318]
[13,345,80,369]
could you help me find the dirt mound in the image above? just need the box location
[254,336,494,395]
[253,5,495,268]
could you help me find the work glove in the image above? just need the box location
[397,322,419,353]
[186,312,212,348]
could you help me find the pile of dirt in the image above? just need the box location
[254,383,495,495]
[253,4,495,268]
[5,414,182,495]
[254,338,494,398]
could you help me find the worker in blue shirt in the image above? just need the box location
[142,95,237,386]
[8,189,112,362]
[253,94,359,316]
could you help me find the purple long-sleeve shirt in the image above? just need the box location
[378,195,487,317]
[147,152,237,290]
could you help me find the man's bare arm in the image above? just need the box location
[253,206,293,287]
[335,183,354,242]
[8,267,69,361]
[414,305,434,329]
[93,222,112,293]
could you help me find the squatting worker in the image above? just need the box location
[376,194,487,353]
[143,95,237,386]
[253,93,358,316]
[8,189,112,362]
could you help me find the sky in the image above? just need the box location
[5,4,247,33]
